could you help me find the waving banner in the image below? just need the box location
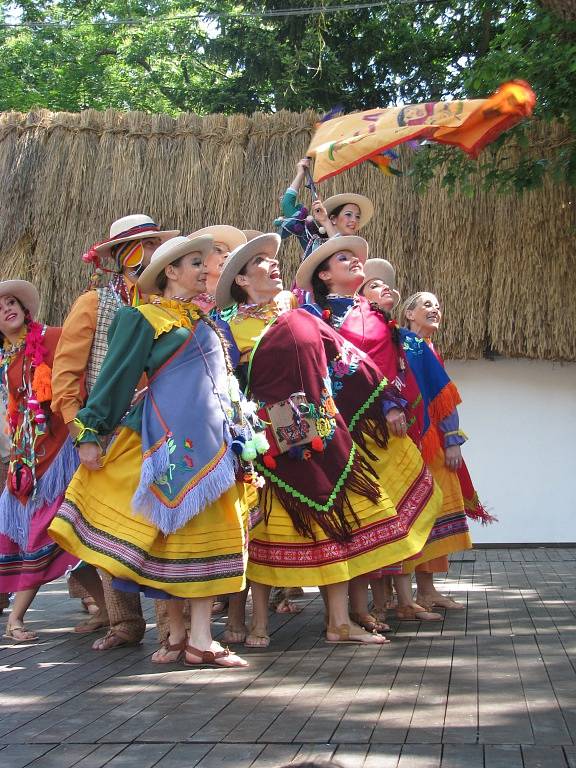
[307,80,536,182]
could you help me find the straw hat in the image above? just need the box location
[295,235,369,293]
[323,193,374,229]
[357,259,401,307]
[215,233,281,310]
[94,215,179,257]
[137,235,214,295]
[188,225,247,253]
[0,280,40,319]
[243,229,264,241]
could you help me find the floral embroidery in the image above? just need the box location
[328,340,361,394]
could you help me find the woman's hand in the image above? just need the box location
[444,444,463,472]
[386,408,407,438]
[296,158,310,171]
[78,442,103,471]
[311,199,329,225]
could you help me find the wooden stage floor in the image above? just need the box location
[1,547,576,768]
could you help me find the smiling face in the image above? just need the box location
[318,249,365,295]
[406,292,442,337]
[330,203,361,235]
[163,250,208,299]
[234,252,283,305]
[361,278,396,312]
[0,295,26,343]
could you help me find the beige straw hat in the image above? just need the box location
[137,235,214,295]
[295,235,369,293]
[0,280,40,319]
[323,193,374,229]
[357,259,401,307]
[215,233,281,310]
[188,225,247,253]
[242,229,264,242]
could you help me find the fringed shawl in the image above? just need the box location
[247,308,393,542]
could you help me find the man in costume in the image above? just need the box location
[51,214,178,650]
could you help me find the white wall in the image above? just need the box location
[445,358,576,544]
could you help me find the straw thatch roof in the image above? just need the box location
[0,109,574,361]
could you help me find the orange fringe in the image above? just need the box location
[421,426,442,464]
[33,362,53,403]
[428,380,461,425]
[7,390,17,423]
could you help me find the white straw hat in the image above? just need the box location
[188,225,247,253]
[295,235,368,293]
[215,233,281,310]
[0,280,40,319]
[94,214,179,257]
[137,235,214,294]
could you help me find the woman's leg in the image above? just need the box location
[151,599,187,663]
[5,587,40,641]
[348,575,389,632]
[394,574,442,621]
[415,571,464,609]
[325,581,388,644]
[245,582,271,647]
[186,596,248,667]
[223,587,249,643]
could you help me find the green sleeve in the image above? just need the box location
[75,307,155,440]
[281,187,304,218]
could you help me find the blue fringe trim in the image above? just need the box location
[0,438,79,548]
[132,443,237,535]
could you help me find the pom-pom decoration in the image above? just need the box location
[262,453,277,470]
[311,436,325,452]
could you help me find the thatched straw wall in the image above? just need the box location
[0,109,574,360]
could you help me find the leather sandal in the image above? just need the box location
[222,624,247,644]
[92,630,142,651]
[184,643,248,668]
[349,611,390,633]
[417,593,464,610]
[3,623,38,643]
[245,630,270,648]
[326,623,389,645]
[395,605,443,621]
[151,635,187,664]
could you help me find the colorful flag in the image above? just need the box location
[307,80,536,182]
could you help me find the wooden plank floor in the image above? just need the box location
[2,547,576,767]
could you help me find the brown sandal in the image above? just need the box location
[349,612,390,633]
[395,605,443,621]
[151,636,187,664]
[92,630,142,651]
[74,609,110,634]
[326,624,390,645]
[184,643,248,668]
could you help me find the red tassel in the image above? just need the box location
[263,453,277,470]
[311,436,324,452]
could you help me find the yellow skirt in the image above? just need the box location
[49,428,249,599]
[247,434,442,587]
[403,449,472,573]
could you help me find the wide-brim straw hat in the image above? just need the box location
[188,225,247,253]
[95,214,179,256]
[137,235,214,295]
[323,193,374,229]
[0,280,40,319]
[215,233,281,310]
[243,229,264,241]
[358,259,401,307]
[295,235,369,293]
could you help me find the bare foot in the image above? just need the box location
[274,598,302,615]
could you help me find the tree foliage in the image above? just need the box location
[0,0,574,190]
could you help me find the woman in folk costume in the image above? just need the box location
[186,226,247,313]
[297,238,473,622]
[215,234,442,647]
[0,281,79,642]
[49,235,263,668]
[396,289,492,610]
[51,213,178,648]
[277,158,374,263]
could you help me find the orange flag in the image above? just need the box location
[307,80,536,182]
